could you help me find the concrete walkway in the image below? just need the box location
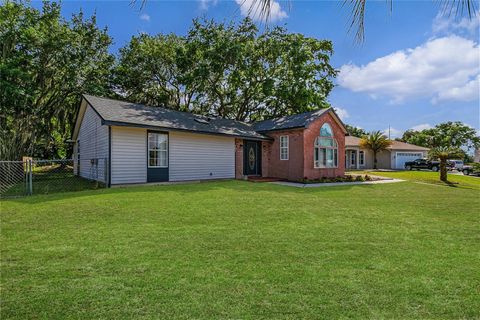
[271,178,404,188]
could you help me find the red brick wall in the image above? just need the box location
[235,139,244,179]
[234,111,346,181]
[303,112,346,179]
[263,128,305,180]
[261,141,271,177]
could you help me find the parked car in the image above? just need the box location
[404,159,440,171]
[462,163,480,176]
[447,159,464,170]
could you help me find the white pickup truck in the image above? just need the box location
[447,160,464,170]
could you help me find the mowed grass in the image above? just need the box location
[351,170,480,190]
[1,180,479,319]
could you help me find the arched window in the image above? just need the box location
[314,123,338,168]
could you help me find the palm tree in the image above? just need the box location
[428,146,463,182]
[242,0,478,42]
[359,131,392,169]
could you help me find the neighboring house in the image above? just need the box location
[474,149,480,163]
[72,95,347,185]
[345,136,429,170]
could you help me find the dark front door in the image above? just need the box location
[243,140,261,176]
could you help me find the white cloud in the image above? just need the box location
[410,123,433,131]
[338,35,480,104]
[432,13,480,36]
[235,0,288,22]
[434,74,480,103]
[198,0,218,10]
[334,107,349,121]
[383,127,402,139]
[140,13,150,22]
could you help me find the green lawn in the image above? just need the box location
[349,170,480,190]
[1,180,479,319]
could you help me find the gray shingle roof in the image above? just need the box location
[83,95,270,140]
[252,108,331,132]
[345,136,429,151]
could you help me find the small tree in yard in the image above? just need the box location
[360,131,392,169]
[429,147,464,182]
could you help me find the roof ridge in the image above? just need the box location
[253,107,331,124]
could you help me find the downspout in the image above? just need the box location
[108,126,112,187]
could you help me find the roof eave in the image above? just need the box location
[104,120,273,141]
[255,125,306,133]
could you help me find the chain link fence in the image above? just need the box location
[0,158,108,198]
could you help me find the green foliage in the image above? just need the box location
[299,174,379,183]
[114,18,337,121]
[359,131,392,169]
[0,1,114,160]
[345,124,367,138]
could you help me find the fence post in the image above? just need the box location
[28,160,33,195]
[25,161,29,194]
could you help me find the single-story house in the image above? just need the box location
[72,95,347,185]
[345,136,429,170]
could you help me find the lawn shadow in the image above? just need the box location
[444,181,459,188]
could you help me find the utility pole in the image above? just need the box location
[388,125,391,140]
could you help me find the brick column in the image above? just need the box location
[261,141,271,177]
[235,139,244,179]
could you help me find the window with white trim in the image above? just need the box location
[148,132,168,167]
[359,151,365,165]
[280,135,289,160]
[314,123,338,168]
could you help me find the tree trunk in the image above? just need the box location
[440,159,447,182]
[373,151,377,169]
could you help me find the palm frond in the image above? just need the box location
[343,0,367,43]
[440,0,478,18]
[131,0,478,43]
[130,0,147,10]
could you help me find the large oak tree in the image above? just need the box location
[0,1,114,160]
[114,18,337,122]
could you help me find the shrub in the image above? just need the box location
[355,175,364,182]
[365,175,372,181]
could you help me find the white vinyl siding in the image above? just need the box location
[169,131,234,181]
[280,136,289,160]
[77,105,108,182]
[111,126,147,184]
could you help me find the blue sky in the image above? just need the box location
[35,0,480,137]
